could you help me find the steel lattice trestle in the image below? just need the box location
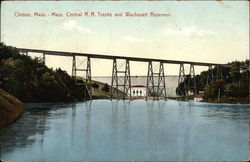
[85,57,92,99]
[146,61,153,100]
[18,48,229,67]
[177,63,187,97]
[187,64,197,96]
[215,65,223,80]
[177,64,198,98]
[146,61,167,100]
[157,62,167,100]
[206,65,214,88]
[72,56,92,99]
[17,48,229,100]
[111,59,131,100]
[42,53,46,63]
[72,56,76,78]
[206,65,223,88]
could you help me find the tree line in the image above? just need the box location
[176,60,249,104]
[0,43,90,102]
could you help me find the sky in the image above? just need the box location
[1,1,249,76]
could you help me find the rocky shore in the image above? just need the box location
[0,89,24,129]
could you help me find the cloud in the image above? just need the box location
[62,20,93,34]
[163,26,217,36]
[123,36,147,42]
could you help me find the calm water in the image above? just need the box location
[0,100,249,161]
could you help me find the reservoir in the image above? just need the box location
[0,100,249,161]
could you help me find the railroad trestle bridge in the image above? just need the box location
[18,48,228,100]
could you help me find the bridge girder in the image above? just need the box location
[17,48,229,67]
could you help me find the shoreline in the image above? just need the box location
[23,98,250,106]
[0,89,24,129]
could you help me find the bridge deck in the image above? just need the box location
[17,48,229,67]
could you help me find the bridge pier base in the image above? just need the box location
[146,61,166,100]
[111,59,131,100]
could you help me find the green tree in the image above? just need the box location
[175,59,249,103]
[204,79,225,100]
[102,83,110,93]
[0,42,89,102]
[229,63,240,83]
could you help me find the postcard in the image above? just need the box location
[0,1,249,161]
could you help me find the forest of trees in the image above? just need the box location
[176,59,249,104]
[0,43,89,102]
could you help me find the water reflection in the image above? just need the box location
[0,102,76,160]
[177,101,250,120]
[70,103,76,149]
[109,100,131,159]
[1,105,49,154]
[84,101,92,159]
[0,100,249,161]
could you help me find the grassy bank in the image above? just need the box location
[0,89,24,129]
[89,79,126,99]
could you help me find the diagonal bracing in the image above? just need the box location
[146,61,166,100]
[111,59,131,100]
[72,55,92,99]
